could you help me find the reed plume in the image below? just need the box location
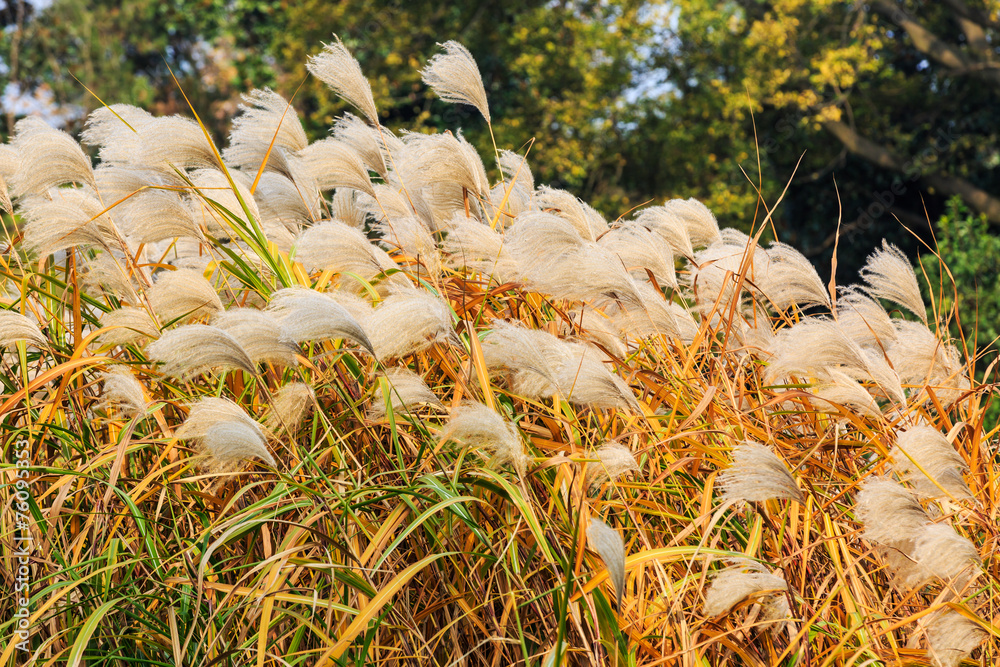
[441,217,518,283]
[660,198,721,248]
[719,442,804,504]
[702,559,790,622]
[586,442,640,488]
[888,320,969,405]
[634,205,696,259]
[146,324,257,380]
[99,307,160,346]
[297,138,376,197]
[266,382,316,434]
[293,221,400,289]
[21,189,122,259]
[421,41,491,123]
[80,104,153,164]
[265,287,374,354]
[835,287,896,348]
[890,426,972,500]
[763,242,830,310]
[94,366,148,417]
[598,222,678,289]
[533,186,607,241]
[912,522,981,587]
[148,269,224,323]
[10,116,96,196]
[376,215,442,275]
[439,401,527,476]
[860,240,927,322]
[177,397,274,470]
[366,289,457,360]
[587,518,626,612]
[926,609,987,667]
[306,36,380,125]
[223,88,308,176]
[211,308,300,367]
[0,309,47,348]
[368,368,444,420]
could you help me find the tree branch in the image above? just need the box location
[821,119,1000,223]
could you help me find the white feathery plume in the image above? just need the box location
[397,130,489,198]
[254,171,320,232]
[860,240,927,322]
[177,397,274,469]
[0,309,46,348]
[368,368,444,420]
[487,149,534,222]
[890,426,972,500]
[552,346,642,412]
[807,368,882,419]
[297,137,376,197]
[762,242,830,310]
[505,210,585,259]
[587,518,627,612]
[332,113,401,179]
[421,41,491,122]
[116,188,203,244]
[99,307,160,346]
[719,442,804,504]
[211,308,300,367]
[376,215,442,275]
[689,230,769,313]
[265,382,315,434]
[912,522,981,587]
[634,206,695,259]
[136,115,220,172]
[888,320,969,405]
[361,184,425,223]
[148,269,224,323]
[94,366,147,416]
[925,609,987,667]
[81,253,140,303]
[222,88,308,175]
[10,116,96,196]
[835,287,896,348]
[306,36,380,125]
[189,168,261,234]
[439,401,527,476]
[20,190,123,259]
[265,287,374,353]
[81,104,154,164]
[660,198,721,248]
[331,188,370,229]
[441,217,518,282]
[366,289,456,360]
[563,307,628,359]
[533,186,607,241]
[586,442,640,488]
[855,478,930,549]
[598,222,678,289]
[610,281,699,344]
[146,324,257,380]
[293,221,402,290]
[702,558,790,622]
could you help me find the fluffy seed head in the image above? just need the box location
[421,41,491,122]
[660,198,721,248]
[297,137,376,197]
[148,269,224,324]
[94,366,147,416]
[10,116,96,197]
[177,396,274,470]
[587,442,640,488]
[703,559,789,621]
[860,240,927,322]
[266,382,315,434]
[587,518,626,611]
[719,442,805,504]
[212,308,300,367]
[0,309,46,348]
[836,287,896,348]
[366,289,456,360]
[99,307,160,346]
[146,324,257,380]
[266,287,374,353]
[440,402,526,477]
[368,368,443,420]
[912,522,981,586]
[634,205,695,259]
[533,186,607,241]
[890,426,972,500]
[293,221,401,289]
[222,88,308,175]
[855,477,930,548]
[926,609,987,667]
[306,36,380,125]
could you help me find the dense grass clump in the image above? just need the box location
[0,39,996,666]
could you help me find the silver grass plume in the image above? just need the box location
[808,368,882,419]
[0,144,13,214]
[222,88,308,176]
[610,281,699,344]
[546,345,640,412]
[488,150,534,222]
[146,324,257,380]
[332,113,401,179]
[598,222,678,289]
[10,116,96,197]
[368,368,444,420]
[255,171,321,231]
[177,396,274,470]
[189,168,261,233]
[331,188,369,229]
[421,41,491,122]
[912,522,982,587]
[890,426,972,500]
[925,609,987,667]
[114,189,203,244]
[836,287,896,348]
[366,289,456,360]
[376,215,442,276]
[439,401,527,477]
[533,186,607,241]
[441,217,519,283]
[211,308,300,367]
[94,366,147,417]
[306,36,380,125]
[634,206,695,259]
[0,309,46,348]
[586,442,640,488]
[21,189,123,259]
[297,138,376,197]
[397,130,490,198]
[148,269,224,323]
[81,253,140,303]
[293,220,401,289]
[660,198,721,248]
[265,382,315,434]
[563,307,628,359]
[860,240,927,322]
[81,104,154,164]
[855,478,930,550]
[99,307,160,346]
[888,320,969,405]
[763,242,830,310]
[265,287,374,353]
[587,518,626,612]
[719,442,805,504]
[702,558,790,622]
[136,116,220,172]
[689,230,769,313]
